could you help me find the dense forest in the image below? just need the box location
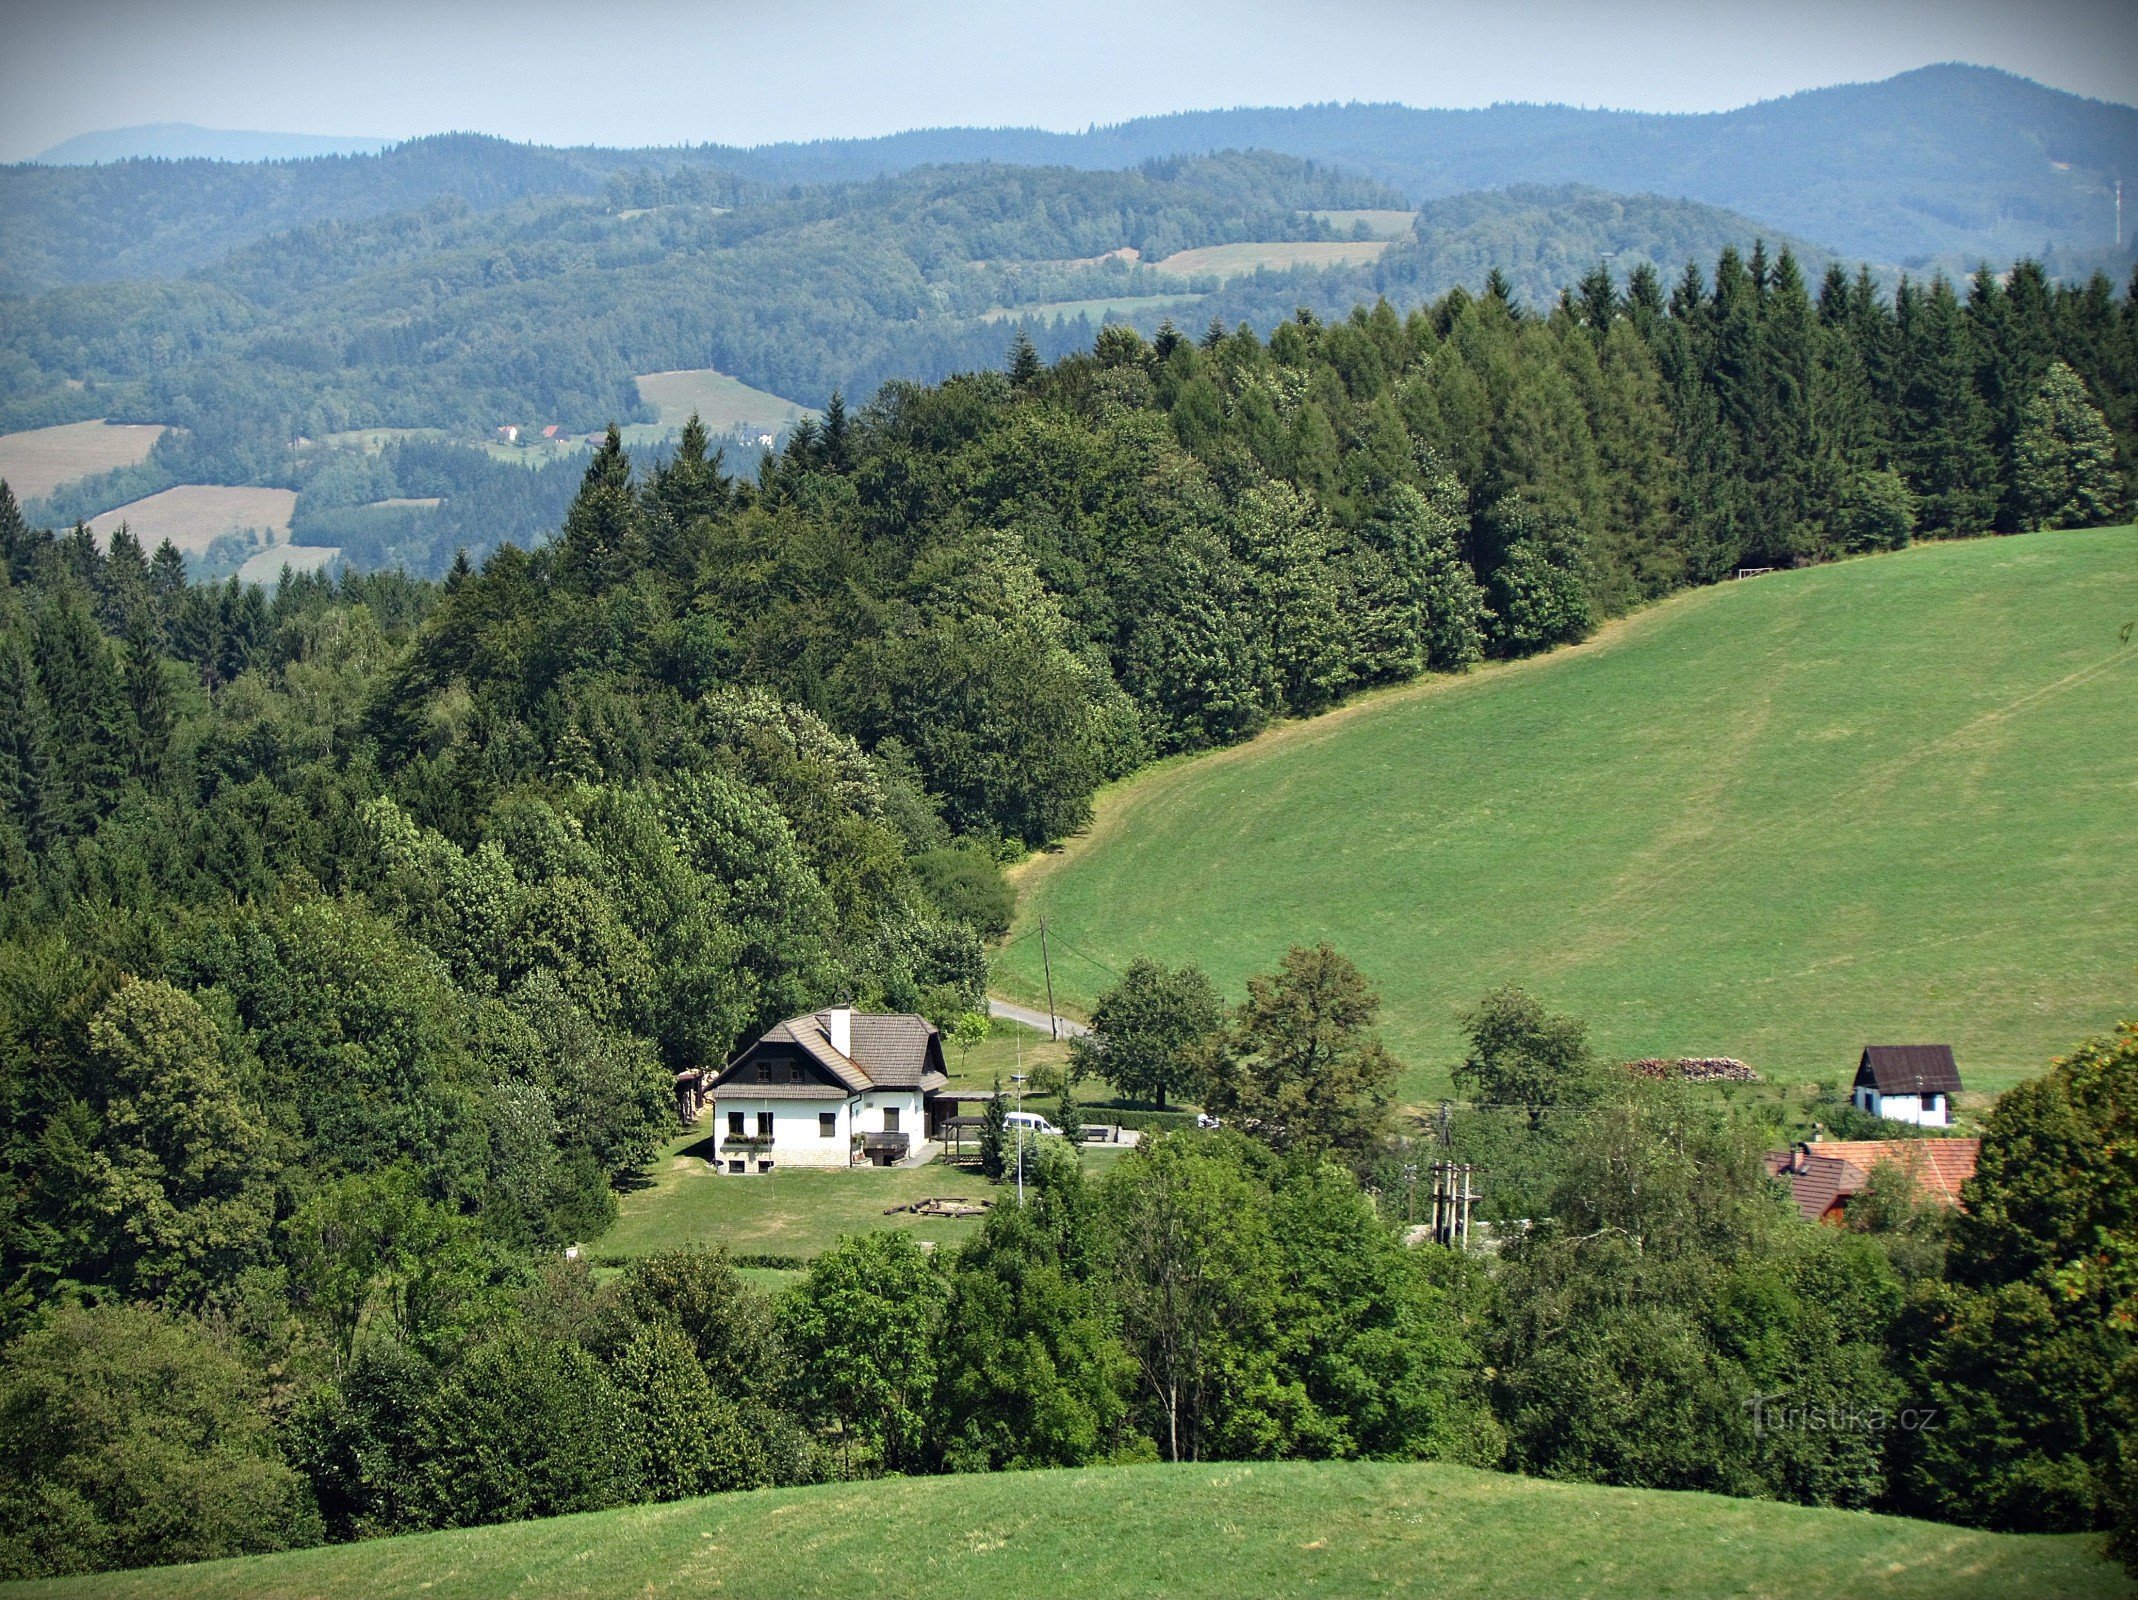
[0,246,2132,1579]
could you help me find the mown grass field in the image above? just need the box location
[598,1135,1004,1261]
[1308,206,1421,238]
[10,1459,2120,1600]
[0,419,164,502]
[981,293,1206,324]
[235,544,339,585]
[635,368,816,433]
[85,485,296,555]
[1152,238,1394,281]
[997,528,2138,1102]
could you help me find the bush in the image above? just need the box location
[0,1305,321,1580]
[910,843,1016,938]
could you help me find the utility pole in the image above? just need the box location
[1039,916,1058,1041]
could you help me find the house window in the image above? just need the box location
[757,1111,775,1138]
[755,1062,772,1083]
[727,1111,744,1136]
[1921,1093,1937,1111]
[819,1112,837,1138]
[757,1159,774,1173]
[728,1160,745,1174]
[789,1063,806,1084]
[883,1106,901,1133]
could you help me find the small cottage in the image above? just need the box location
[1852,1044,1961,1127]
[700,1005,949,1174]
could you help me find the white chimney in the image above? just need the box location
[827,1004,853,1058]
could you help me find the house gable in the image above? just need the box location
[1854,1045,1962,1095]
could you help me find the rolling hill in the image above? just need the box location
[9,65,2132,291]
[995,527,2138,1102]
[4,1459,2120,1600]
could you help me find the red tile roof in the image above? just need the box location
[1766,1138,1980,1222]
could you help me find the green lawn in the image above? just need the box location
[11,1459,2121,1600]
[996,528,2138,1103]
[597,1135,1005,1261]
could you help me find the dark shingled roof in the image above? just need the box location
[712,1010,944,1097]
[1854,1045,1962,1094]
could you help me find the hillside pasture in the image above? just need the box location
[10,1458,2119,1600]
[1151,239,1394,281]
[86,485,296,555]
[0,420,164,502]
[996,528,2138,1102]
[635,368,816,434]
[1309,207,1420,238]
[980,293,1206,324]
[235,544,339,585]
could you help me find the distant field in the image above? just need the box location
[598,1134,1004,1261]
[997,528,2138,1102]
[367,495,441,509]
[1309,207,1420,239]
[980,293,1206,324]
[1152,239,1394,281]
[14,1458,2119,1600]
[236,544,339,585]
[0,419,164,502]
[315,426,450,453]
[86,485,296,554]
[635,368,816,433]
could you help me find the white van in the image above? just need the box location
[1004,1111,1060,1138]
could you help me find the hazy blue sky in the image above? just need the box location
[3,0,2134,162]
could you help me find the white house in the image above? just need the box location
[702,1005,949,1173]
[1851,1044,1961,1128]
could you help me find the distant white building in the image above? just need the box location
[1852,1044,1961,1128]
[694,1005,950,1173]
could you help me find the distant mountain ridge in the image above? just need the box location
[11,63,2129,288]
[32,123,390,165]
[696,65,2136,271]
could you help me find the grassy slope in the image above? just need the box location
[599,1134,1003,1260]
[634,368,815,433]
[997,529,2138,1101]
[1151,239,1393,279]
[10,1460,2120,1600]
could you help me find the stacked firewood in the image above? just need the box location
[1622,1056,1762,1083]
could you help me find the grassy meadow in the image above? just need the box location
[0,420,165,503]
[635,368,816,433]
[598,1134,1005,1261]
[981,293,1207,324]
[234,543,340,585]
[85,485,296,555]
[1152,238,1394,281]
[1308,206,1421,238]
[996,528,2138,1102]
[10,1458,2120,1600]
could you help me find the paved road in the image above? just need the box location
[987,996,1090,1040]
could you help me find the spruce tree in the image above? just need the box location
[122,617,173,784]
[1006,331,1043,390]
[30,593,130,832]
[556,426,647,591]
[1898,277,1998,536]
[2012,361,2123,530]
